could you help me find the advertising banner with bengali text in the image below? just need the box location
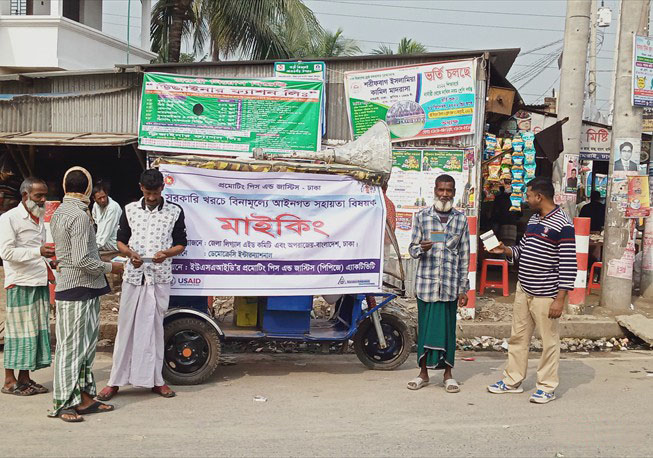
[138,72,323,157]
[344,59,476,141]
[160,165,385,296]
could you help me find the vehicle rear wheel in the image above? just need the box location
[353,313,411,370]
[163,317,221,385]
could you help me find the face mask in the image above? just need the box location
[434,198,453,212]
[25,199,45,219]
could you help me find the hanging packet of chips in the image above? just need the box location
[512,181,526,194]
[524,150,536,164]
[510,193,523,212]
[522,131,535,151]
[512,167,525,181]
[488,164,501,181]
[512,135,524,153]
[525,163,537,181]
[500,165,512,180]
[512,153,525,166]
[503,138,513,151]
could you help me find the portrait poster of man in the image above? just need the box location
[613,138,641,174]
[564,154,579,194]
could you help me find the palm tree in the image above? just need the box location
[372,37,427,55]
[282,27,360,59]
[151,0,322,63]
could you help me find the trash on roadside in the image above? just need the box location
[461,357,475,361]
[253,395,268,402]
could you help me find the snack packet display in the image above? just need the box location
[525,163,537,181]
[500,165,512,180]
[524,150,536,164]
[511,181,525,194]
[512,154,524,166]
[509,193,523,212]
[488,164,501,181]
[512,167,525,181]
[512,135,524,153]
[502,138,513,151]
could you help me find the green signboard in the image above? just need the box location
[274,61,325,81]
[138,72,323,157]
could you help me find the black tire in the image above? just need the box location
[163,317,221,385]
[353,313,412,370]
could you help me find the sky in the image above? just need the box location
[100,0,629,118]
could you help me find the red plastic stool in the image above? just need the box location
[587,262,602,294]
[479,259,509,297]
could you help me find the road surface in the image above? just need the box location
[1,351,652,457]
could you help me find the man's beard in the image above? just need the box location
[434,198,453,212]
[25,199,45,218]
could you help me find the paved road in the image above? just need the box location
[1,351,652,457]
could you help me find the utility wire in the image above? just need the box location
[309,0,567,18]
[311,10,616,35]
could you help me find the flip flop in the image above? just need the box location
[28,380,49,394]
[76,401,115,415]
[444,378,461,393]
[407,377,429,390]
[1,382,37,396]
[97,386,119,401]
[152,385,176,398]
[56,408,84,423]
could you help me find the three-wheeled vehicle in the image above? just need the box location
[155,121,413,385]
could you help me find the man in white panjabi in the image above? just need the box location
[98,169,187,400]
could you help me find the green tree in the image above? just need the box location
[283,27,361,58]
[151,0,322,63]
[372,37,427,55]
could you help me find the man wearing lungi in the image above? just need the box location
[49,167,123,422]
[406,174,469,393]
[0,177,55,396]
[98,169,186,401]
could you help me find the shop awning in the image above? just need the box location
[0,132,137,147]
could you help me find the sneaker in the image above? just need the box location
[529,389,556,404]
[487,380,524,394]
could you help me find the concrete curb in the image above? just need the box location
[457,320,626,340]
[54,318,626,344]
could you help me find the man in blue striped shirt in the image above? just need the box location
[487,177,577,404]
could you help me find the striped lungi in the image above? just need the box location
[3,285,51,371]
[49,297,100,416]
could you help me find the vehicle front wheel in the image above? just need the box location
[353,313,412,370]
[163,317,221,385]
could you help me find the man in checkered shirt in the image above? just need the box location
[406,174,470,394]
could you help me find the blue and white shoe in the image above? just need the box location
[487,380,524,394]
[529,389,556,404]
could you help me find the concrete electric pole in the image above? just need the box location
[553,0,591,217]
[588,0,598,120]
[601,0,649,310]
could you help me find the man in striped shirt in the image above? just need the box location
[487,177,576,404]
[48,167,123,422]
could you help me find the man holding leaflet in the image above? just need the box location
[406,174,470,393]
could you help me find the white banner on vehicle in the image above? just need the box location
[159,165,385,296]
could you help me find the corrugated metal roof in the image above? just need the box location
[0,131,137,146]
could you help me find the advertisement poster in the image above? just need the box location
[607,221,637,280]
[159,165,385,296]
[564,154,579,194]
[595,173,608,198]
[387,148,466,254]
[344,59,476,141]
[633,35,653,107]
[274,61,326,135]
[613,137,641,175]
[626,176,651,218]
[610,176,629,212]
[138,72,323,157]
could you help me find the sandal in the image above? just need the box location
[152,385,176,398]
[76,401,114,415]
[444,378,461,393]
[28,380,49,394]
[97,386,119,401]
[407,377,429,391]
[1,382,37,396]
[56,408,84,423]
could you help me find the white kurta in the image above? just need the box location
[107,282,170,388]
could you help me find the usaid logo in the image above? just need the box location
[177,277,202,286]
